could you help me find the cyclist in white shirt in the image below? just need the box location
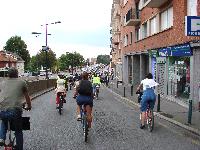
[136,73,158,129]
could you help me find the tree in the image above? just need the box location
[4,36,30,69]
[96,55,110,65]
[28,56,39,72]
[58,51,85,71]
[35,49,57,71]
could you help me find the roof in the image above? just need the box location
[0,51,17,62]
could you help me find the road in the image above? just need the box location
[9,86,200,149]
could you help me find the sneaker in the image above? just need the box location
[77,114,81,121]
[140,124,145,129]
[0,139,5,146]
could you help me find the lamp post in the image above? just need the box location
[32,21,61,79]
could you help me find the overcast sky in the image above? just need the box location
[0,0,112,59]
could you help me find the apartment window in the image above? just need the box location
[135,27,140,41]
[161,7,173,31]
[150,17,157,35]
[187,0,197,16]
[124,34,128,47]
[126,8,132,22]
[130,32,133,45]
[142,22,147,39]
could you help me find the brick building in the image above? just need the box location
[110,0,200,107]
[0,51,25,76]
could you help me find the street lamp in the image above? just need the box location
[32,21,61,79]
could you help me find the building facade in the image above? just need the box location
[110,0,200,107]
[0,51,25,76]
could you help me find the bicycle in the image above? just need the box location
[1,106,30,150]
[80,105,89,142]
[57,92,65,115]
[93,84,100,100]
[137,91,154,132]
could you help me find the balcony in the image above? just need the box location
[146,0,169,8]
[125,8,140,26]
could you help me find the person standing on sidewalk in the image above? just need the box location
[0,67,32,150]
[136,73,158,129]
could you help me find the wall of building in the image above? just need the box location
[123,0,199,54]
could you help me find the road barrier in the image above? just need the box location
[157,94,161,112]
[123,86,126,97]
[188,99,192,124]
[131,85,133,96]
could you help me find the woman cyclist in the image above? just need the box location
[73,72,93,128]
[136,73,158,129]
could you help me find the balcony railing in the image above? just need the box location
[146,0,169,8]
[125,8,140,26]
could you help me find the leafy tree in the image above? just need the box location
[97,55,110,65]
[58,51,84,71]
[4,36,30,69]
[28,56,39,72]
[36,49,57,71]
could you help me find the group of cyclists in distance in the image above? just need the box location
[0,65,158,149]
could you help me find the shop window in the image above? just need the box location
[168,57,190,99]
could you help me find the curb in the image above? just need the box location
[106,86,200,136]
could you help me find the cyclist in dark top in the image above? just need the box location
[73,72,93,128]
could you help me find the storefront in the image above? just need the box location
[167,43,192,100]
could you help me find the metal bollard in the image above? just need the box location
[188,99,192,124]
[123,87,126,97]
[131,85,133,96]
[157,94,160,112]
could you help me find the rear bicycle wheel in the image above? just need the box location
[83,115,88,142]
[58,99,63,115]
[147,109,154,132]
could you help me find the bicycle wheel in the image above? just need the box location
[58,99,63,115]
[147,109,154,132]
[83,115,88,142]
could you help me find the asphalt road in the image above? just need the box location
[3,86,200,150]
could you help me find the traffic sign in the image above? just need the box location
[185,16,200,36]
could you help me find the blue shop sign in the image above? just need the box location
[170,43,192,56]
[185,16,200,36]
[158,47,170,57]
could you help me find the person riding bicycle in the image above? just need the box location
[92,73,101,97]
[136,73,158,129]
[0,67,32,150]
[55,74,66,108]
[73,72,93,128]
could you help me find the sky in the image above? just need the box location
[0,0,113,59]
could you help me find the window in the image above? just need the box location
[135,27,140,41]
[124,34,128,47]
[187,0,197,16]
[130,32,133,45]
[142,22,147,39]
[161,7,173,31]
[150,17,157,35]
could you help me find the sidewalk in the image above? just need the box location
[108,79,200,136]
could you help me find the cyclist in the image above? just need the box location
[73,72,93,128]
[136,73,158,129]
[55,74,66,108]
[92,73,101,97]
[0,67,31,150]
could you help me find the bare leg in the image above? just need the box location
[141,112,145,126]
[77,105,81,115]
[85,105,93,128]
